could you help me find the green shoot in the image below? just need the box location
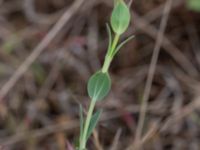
[78,0,133,149]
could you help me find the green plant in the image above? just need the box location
[78,0,133,149]
[187,0,200,12]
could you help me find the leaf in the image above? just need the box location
[187,0,200,12]
[87,71,111,101]
[111,0,131,35]
[106,23,112,56]
[79,104,84,143]
[112,35,135,56]
[86,109,102,140]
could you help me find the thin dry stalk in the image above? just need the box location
[0,0,84,101]
[93,130,103,150]
[109,129,122,150]
[132,0,173,149]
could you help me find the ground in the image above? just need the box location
[0,0,200,149]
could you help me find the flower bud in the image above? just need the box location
[111,0,131,35]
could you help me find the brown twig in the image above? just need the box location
[109,129,122,150]
[134,12,198,77]
[93,130,104,150]
[133,0,173,149]
[140,95,200,146]
[23,0,64,25]
[0,0,85,101]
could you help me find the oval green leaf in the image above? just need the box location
[87,71,111,101]
[111,0,131,35]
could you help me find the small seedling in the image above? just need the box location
[78,0,133,149]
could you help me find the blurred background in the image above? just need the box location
[0,0,200,149]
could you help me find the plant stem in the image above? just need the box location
[80,34,121,149]
[102,34,120,73]
[79,100,96,150]
[110,34,120,55]
[102,55,112,73]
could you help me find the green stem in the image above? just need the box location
[79,100,96,150]
[110,34,120,55]
[79,34,121,149]
[102,55,112,73]
[102,34,120,73]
